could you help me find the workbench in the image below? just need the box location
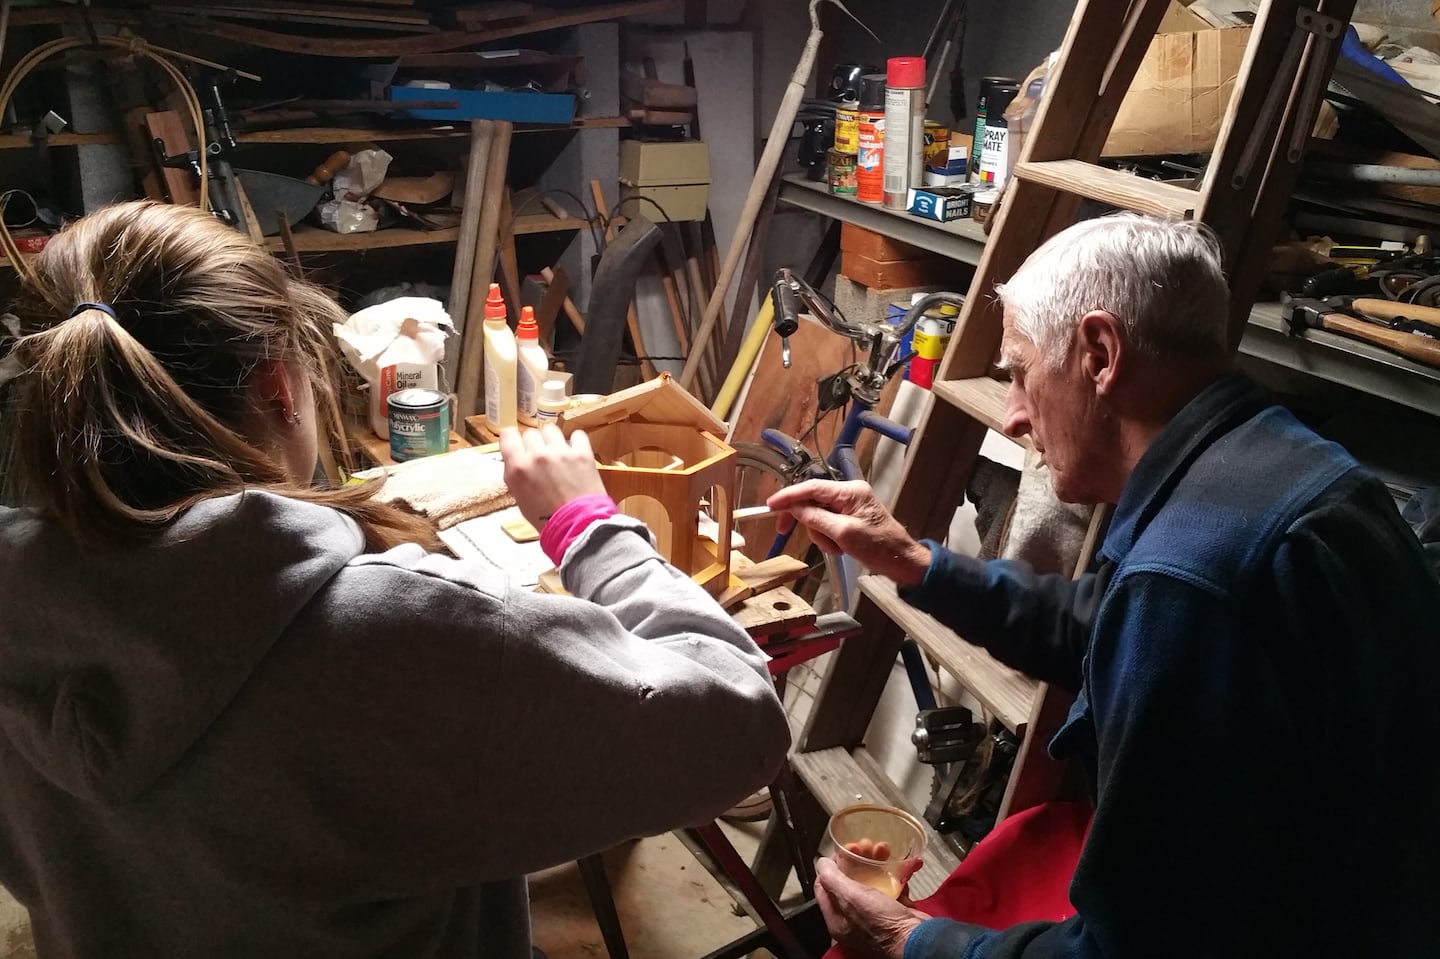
[346,437,838,959]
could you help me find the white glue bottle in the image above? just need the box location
[482,283,518,432]
[515,306,549,427]
[536,379,569,424]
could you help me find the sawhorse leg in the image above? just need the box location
[688,822,812,959]
[577,854,631,959]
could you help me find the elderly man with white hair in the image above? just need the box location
[770,214,1439,959]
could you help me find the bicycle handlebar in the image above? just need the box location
[771,268,966,371]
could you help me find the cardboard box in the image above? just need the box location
[909,186,974,222]
[839,223,930,262]
[618,140,711,222]
[1157,0,1211,33]
[1103,26,1249,157]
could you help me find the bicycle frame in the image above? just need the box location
[758,399,913,594]
[757,398,938,711]
[748,280,964,712]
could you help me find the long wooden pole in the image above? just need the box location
[446,119,496,388]
[678,0,845,390]
[456,120,513,422]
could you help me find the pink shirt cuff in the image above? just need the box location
[540,494,619,566]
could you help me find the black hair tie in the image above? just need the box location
[68,302,118,320]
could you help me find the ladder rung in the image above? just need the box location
[1013,159,1198,219]
[790,746,960,895]
[859,575,1038,735]
[933,376,1011,434]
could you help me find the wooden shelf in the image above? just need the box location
[514,212,591,235]
[0,131,120,149]
[234,116,629,144]
[1,215,585,266]
[859,575,1038,735]
[0,117,630,151]
[1241,302,1440,418]
[790,746,960,897]
[264,212,585,254]
[268,223,459,253]
[778,173,988,267]
[239,126,470,145]
[780,172,1440,420]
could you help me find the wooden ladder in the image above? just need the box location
[764,0,1357,891]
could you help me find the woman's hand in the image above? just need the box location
[499,425,608,529]
[766,480,932,588]
[813,857,930,959]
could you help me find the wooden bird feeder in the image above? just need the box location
[561,374,736,596]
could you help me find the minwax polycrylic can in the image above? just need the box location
[387,388,450,462]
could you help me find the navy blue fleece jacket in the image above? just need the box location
[899,375,1440,959]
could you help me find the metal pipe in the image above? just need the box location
[1304,162,1440,187]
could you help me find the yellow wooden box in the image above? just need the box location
[561,374,735,596]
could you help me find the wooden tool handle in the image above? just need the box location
[1349,298,1440,325]
[1322,315,1440,368]
[306,150,351,185]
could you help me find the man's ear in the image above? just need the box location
[246,358,299,424]
[1076,310,1125,395]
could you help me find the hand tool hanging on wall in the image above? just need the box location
[150,72,260,236]
[677,0,875,394]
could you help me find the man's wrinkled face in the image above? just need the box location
[998,309,1105,504]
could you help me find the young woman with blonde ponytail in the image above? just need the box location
[0,201,787,959]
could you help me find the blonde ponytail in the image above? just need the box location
[2,201,439,553]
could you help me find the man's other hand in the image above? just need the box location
[814,857,929,959]
[766,480,932,588]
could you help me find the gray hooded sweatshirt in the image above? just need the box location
[0,490,790,958]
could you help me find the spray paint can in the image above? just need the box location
[388,387,450,461]
[969,77,1019,184]
[977,81,1021,188]
[882,56,926,211]
[855,73,887,204]
[908,313,957,390]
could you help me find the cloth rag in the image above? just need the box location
[369,447,514,529]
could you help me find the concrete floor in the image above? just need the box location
[0,820,792,959]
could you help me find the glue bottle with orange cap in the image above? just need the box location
[515,306,549,427]
[482,283,517,432]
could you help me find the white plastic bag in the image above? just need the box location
[333,148,393,199]
[333,297,453,438]
[317,198,379,234]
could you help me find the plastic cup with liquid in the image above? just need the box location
[826,803,928,899]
